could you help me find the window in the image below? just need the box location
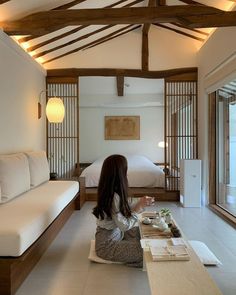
[216,82,236,217]
[209,79,236,223]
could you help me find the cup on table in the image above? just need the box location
[142,217,152,225]
[144,196,155,206]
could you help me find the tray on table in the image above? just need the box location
[140,212,180,239]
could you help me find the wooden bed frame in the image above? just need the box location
[0,192,80,295]
[79,176,179,202]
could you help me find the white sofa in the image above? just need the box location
[0,151,80,295]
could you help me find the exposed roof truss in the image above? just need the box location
[0,0,235,66]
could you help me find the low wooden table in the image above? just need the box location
[139,214,223,295]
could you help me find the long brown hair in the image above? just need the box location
[92,154,131,219]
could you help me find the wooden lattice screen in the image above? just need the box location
[164,74,198,191]
[46,77,79,179]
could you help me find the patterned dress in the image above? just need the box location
[94,193,143,268]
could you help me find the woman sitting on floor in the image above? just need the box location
[92,154,154,268]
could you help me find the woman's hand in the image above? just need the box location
[140,196,155,207]
[133,196,155,213]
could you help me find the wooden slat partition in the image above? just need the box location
[164,73,198,191]
[46,77,79,179]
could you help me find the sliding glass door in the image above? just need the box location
[216,81,236,217]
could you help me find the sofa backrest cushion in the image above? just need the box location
[25,151,50,187]
[0,153,31,203]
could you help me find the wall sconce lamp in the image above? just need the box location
[158,141,168,148]
[38,90,65,123]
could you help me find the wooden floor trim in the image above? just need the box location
[209,204,236,228]
[84,187,179,202]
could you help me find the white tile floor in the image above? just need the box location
[16,202,236,295]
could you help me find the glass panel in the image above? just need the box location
[216,80,236,217]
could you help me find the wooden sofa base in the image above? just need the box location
[0,192,80,295]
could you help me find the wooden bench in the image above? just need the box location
[139,216,223,295]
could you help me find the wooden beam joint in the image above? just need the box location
[116,76,124,96]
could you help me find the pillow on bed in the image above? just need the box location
[0,153,30,203]
[25,151,50,187]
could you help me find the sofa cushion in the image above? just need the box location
[0,180,79,256]
[25,151,50,187]
[0,153,30,203]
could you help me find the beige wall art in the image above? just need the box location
[105,116,140,140]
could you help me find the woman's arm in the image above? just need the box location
[112,211,138,232]
[112,193,138,232]
[112,194,155,232]
[131,196,155,214]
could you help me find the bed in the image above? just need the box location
[79,154,179,201]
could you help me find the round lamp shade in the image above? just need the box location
[46,97,65,123]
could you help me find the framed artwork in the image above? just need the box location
[105,116,140,140]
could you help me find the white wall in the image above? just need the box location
[79,77,164,163]
[0,31,46,154]
[197,26,236,204]
[149,26,199,70]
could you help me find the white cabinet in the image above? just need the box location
[180,159,201,207]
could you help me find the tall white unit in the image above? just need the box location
[180,159,201,207]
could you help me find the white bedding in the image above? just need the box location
[81,154,165,188]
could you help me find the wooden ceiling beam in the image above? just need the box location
[156,0,166,5]
[1,6,230,36]
[27,26,89,51]
[142,0,156,71]
[170,22,209,36]
[123,0,144,7]
[43,25,139,64]
[178,0,205,5]
[153,23,205,41]
[142,25,149,71]
[18,0,88,42]
[19,0,130,43]
[106,0,131,7]
[32,24,115,58]
[117,76,124,96]
[184,12,236,28]
[52,0,87,10]
[27,0,144,52]
[47,67,198,78]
